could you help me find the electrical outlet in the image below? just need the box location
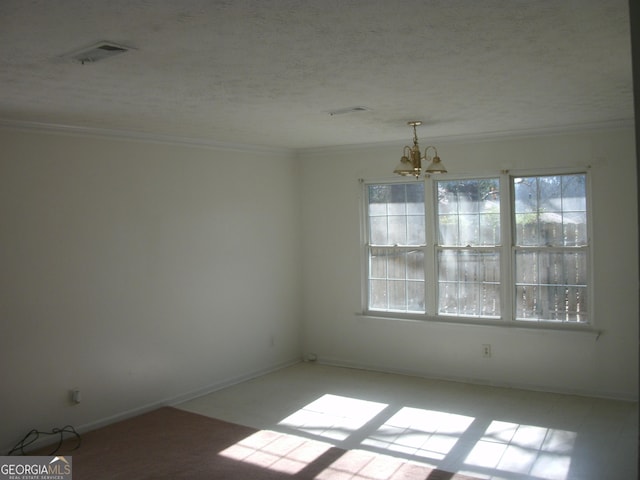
[71,389,82,404]
[482,344,492,358]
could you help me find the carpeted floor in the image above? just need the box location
[28,407,482,479]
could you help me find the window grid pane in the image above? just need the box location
[368,183,425,246]
[368,247,425,313]
[437,179,501,247]
[515,249,588,323]
[514,174,587,247]
[438,249,501,318]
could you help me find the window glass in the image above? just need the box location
[514,174,587,247]
[437,179,500,246]
[513,173,589,323]
[364,172,589,326]
[514,248,588,322]
[367,183,426,313]
[437,250,501,317]
[368,248,425,313]
[368,183,425,246]
[436,178,501,318]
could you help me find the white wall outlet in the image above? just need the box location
[71,389,82,404]
[482,344,492,358]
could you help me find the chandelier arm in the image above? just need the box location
[424,145,438,160]
[402,146,412,162]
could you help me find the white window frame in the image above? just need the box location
[509,170,592,324]
[361,180,428,315]
[360,168,593,330]
[432,174,505,321]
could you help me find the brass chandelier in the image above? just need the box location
[393,121,447,178]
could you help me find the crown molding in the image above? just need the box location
[0,118,293,156]
[296,119,635,156]
[0,117,633,157]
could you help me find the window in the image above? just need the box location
[363,172,590,326]
[436,178,501,318]
[513,174,589,322]
[366,183,426,313]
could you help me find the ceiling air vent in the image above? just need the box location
[64,41,131,64]
[327,106,371,116]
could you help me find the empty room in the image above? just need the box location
[1,1,637,479]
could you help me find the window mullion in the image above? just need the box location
[424,177,437,316]
[502,171,514,322]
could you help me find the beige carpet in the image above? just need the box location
[31,407,482,479]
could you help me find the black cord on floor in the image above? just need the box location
[7,425,81,456]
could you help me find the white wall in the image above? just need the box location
[299,127,638,401]
[0,128,302,451]
[1,125,636,453]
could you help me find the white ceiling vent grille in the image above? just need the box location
[327,106,371,116]
[64,41,131,64]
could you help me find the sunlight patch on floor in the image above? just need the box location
[363,406,474,462]
[278,393,389,441]
[219,429,333,475]
[463,421,576,479]
[220,393,579,480]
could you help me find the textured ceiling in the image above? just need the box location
[0,0,633,149]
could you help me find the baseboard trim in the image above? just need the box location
[165,358,302,407]
[315,357,639,402]
[3,358,302,455]
[81,359,302,434]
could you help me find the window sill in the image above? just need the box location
[357,311,602,338]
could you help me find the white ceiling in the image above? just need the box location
[0,0,633,150]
